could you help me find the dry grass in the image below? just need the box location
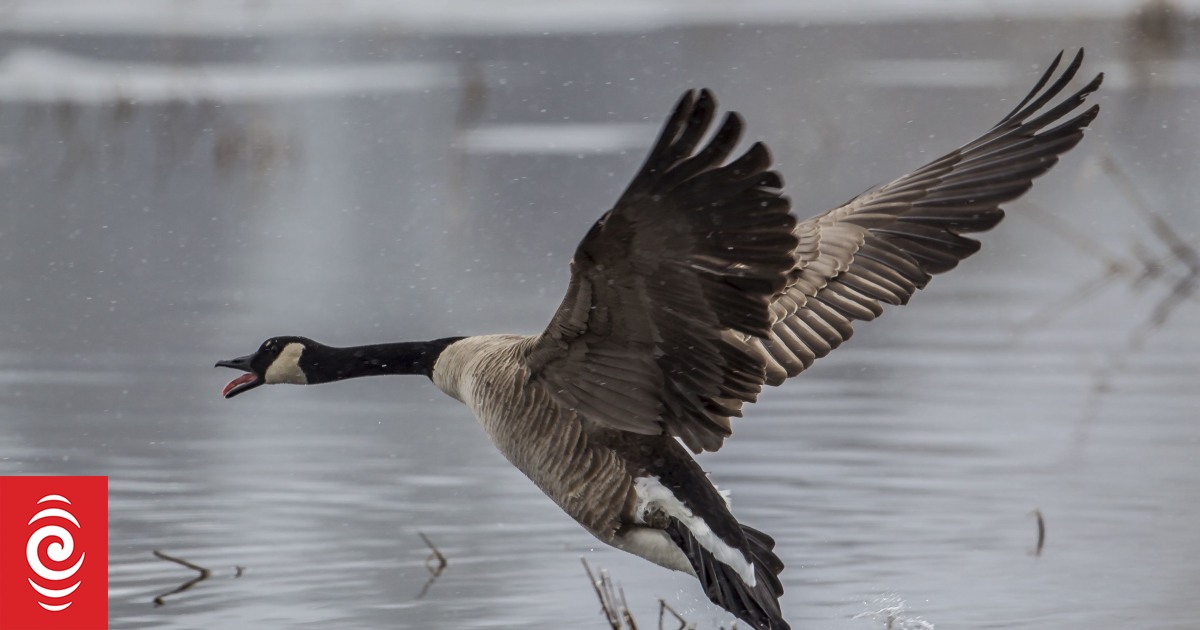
[1014,154,1198,456]
[581,558,742,630]
[151,549,215,606]
[416,531,448,599]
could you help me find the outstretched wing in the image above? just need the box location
[526,51,1102,454]
[525,89,798,453]
[752,50,1103,385]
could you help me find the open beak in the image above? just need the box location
[215,354,262,399]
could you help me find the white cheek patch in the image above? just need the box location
[264,342,308,385]
[632,476,756,587]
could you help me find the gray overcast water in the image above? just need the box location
[1,5,1198,629]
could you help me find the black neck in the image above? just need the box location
[302,337,464,383]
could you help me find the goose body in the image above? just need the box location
[218,51,1102,629]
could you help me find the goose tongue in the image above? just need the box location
[222,373,259,398]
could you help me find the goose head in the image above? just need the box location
[215,336,314,398]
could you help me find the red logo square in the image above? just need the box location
[0,476,108,630]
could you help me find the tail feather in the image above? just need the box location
[666,519,790,630]
[741,524,785,595]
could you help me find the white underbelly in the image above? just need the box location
[611,527,696,576]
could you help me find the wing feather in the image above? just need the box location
[756,50,1102,385]
[526,50,1102,451]
[525,88,796,453]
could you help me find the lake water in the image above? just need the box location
[1,4,1198,629]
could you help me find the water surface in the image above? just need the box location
[1,6,1198,629]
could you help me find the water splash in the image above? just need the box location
[852,594,935,630]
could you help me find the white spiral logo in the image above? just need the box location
[26,494,86,612]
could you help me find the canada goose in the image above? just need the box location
[217,51,1101,629]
